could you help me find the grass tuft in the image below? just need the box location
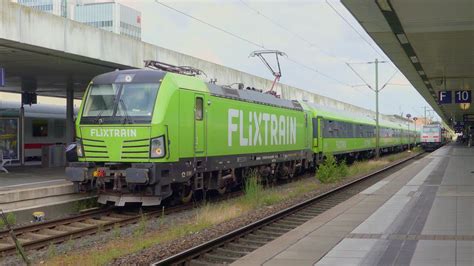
[243,170,263,207]
[316,154,347,183]
[0,213,16,229]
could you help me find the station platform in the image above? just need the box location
[0,166,93,215]
[232,144,473,266]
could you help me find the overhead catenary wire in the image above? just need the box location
[154,0,266,49]
[287,58,353,87]
[153,0,354,88]
[346,62,373,90]
[325,0,387,60]
[239,0,340,60]
[380,70,400,90]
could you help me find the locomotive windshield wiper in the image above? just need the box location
[94,94,117,124]
[119,98,134,124]
[94,109,106,124]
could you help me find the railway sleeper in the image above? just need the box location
[284,217,311,223]
[226,242,259,251]
[238,237,268,246]
[22,232,51,240]
[271,222,296,230]
[39,229,65,235]
[263,225,291,234]
[203,252,240,263]
[245,233,275,242]
[84,218,111,225]
[56,225,84,232]
[189,259,221,266]
[69,222,95,228]
[297,211,322,217]
[215,247,248,257]
[0,239,14,246]
[109,213,137,218]
[16,237,31,243]
[0,242,12,249]
[254,229,283,238]
[290,214,315,220]
[99,216,124,222]
[275,219,303,227]
[299,209,324,216]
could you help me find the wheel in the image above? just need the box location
[217,185,226,195]
[180,185,193,204]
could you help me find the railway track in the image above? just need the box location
[0,191,243,257]
[153,152,424,266]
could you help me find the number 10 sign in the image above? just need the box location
[455,90,471,103]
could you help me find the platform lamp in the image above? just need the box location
[406,113,412,150]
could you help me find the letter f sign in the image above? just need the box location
[228,109,239,146]
[438,91,451,104]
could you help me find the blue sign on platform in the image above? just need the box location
[438,91,452,104]
[0,68,4,87]
[455,90,471,103]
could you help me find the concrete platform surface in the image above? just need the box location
[233,144,472,266]
[0,165,67,188]
[0,166,90,213]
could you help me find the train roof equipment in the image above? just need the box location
[144,60,206,77]
[249,50,287,94]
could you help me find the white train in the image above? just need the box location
[0,101,77,161]
[420,123,449,151]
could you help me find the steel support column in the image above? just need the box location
[66,79,74,143]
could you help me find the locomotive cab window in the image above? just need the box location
[195,97,203,120]
[81,83,160,124]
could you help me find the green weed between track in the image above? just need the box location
[0,213,16,229]
[316,154,348,183]
[317,149,420,183]
[44,149,419,266]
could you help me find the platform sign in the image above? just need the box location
[455,90,471,103]
[438,91,452,104]
[463,114,474,122]
[0,68,4,87]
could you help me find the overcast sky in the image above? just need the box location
[118,0,437,120]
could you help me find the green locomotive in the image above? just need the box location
[66,62,418,206]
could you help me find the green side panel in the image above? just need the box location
[322,138,375,154]
[203,95,310,156]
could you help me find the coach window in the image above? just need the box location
[33,120,48,137]
[312,118,318,138]
[195,97,203,120]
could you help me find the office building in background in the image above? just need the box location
[15,0,141,40]
[74,1,141,40]
[16,0,69,17]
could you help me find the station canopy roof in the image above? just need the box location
[341,0,474,126]
[0,39,124,99]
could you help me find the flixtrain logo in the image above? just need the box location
[228,109,297,147]
[90,128,137,138]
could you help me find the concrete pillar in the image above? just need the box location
[20,77,37,166]
[66,79,74,143]
[19,106,24,166]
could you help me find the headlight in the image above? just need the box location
[76,140,83,157]
[150,136,165,158]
